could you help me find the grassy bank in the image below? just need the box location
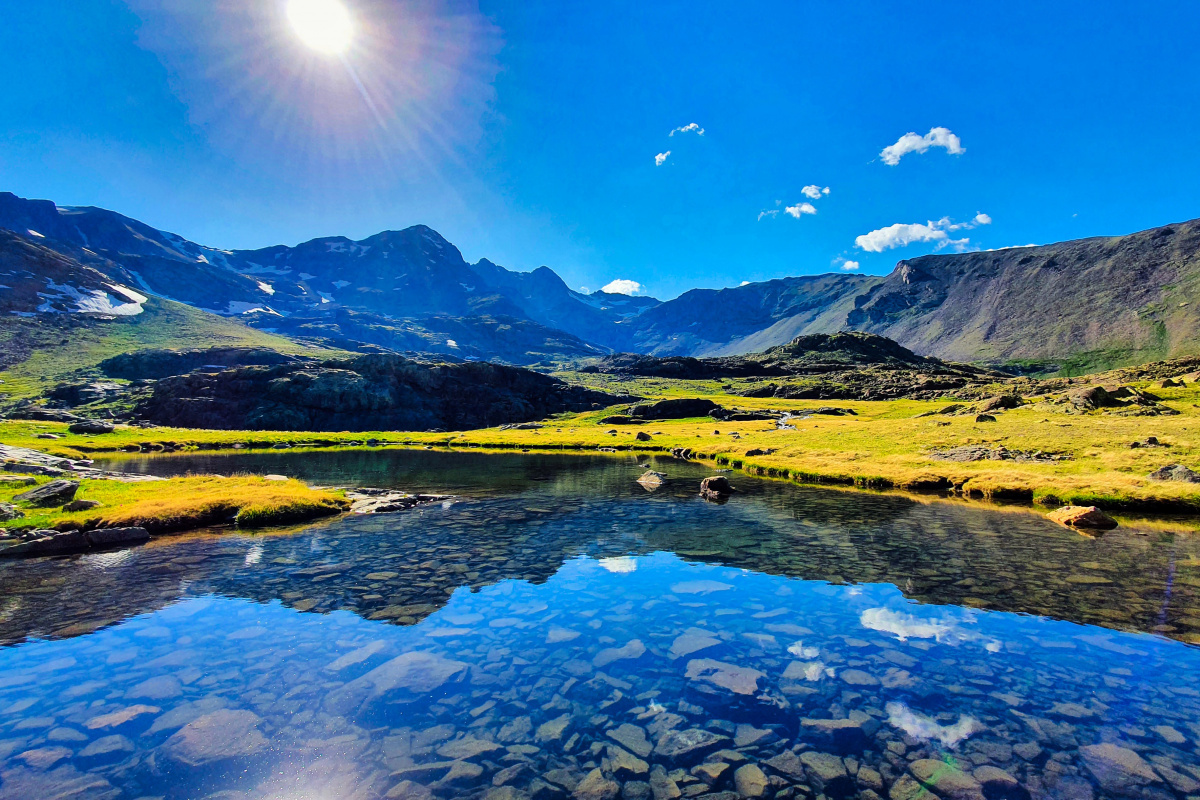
[1,475,348,533]
[6,376,1200,521]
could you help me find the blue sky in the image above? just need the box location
[3,1,1200,299]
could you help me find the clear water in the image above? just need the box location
[2,451,1199,800]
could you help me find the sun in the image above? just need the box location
[287,0,354,55]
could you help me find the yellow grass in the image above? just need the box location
[1,475,348,533]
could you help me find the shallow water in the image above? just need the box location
[2,451,1200,799]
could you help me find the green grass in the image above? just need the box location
[0,297,343,402]
[1,475,348,533]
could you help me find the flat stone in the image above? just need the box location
[734,724,770,747]
[973,766,1020,790]
[594,639,645,667]
[85,527,150,547]
[609,745,650,778]
[17,746,72,768]
[763,750,806,781]
[801,750,848,786]
[608,723,652,757]
[669,631,721,659]
[733,764,769,797]
[573,768,620,800]
[840,669,879,686]
[437,736,504,760]
[536,714,572,743]
[649,765,682,800]
[653,728,729,764]
[387,779,435,799]
[910,758,984,800]
[13,480,80,507]
[326,651,468,713]
[1047,505,1118,530]
[126,675,181,700]
[1078,743,1161,795]
[684,658,764,695]
[79,735,134,758]
[163,709,267,766]
[1152,724,1187,744]
[670,580,733,595]
[85,704,160,730]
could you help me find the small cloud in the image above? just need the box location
[854,213,990,252]
[839,260,860,271]
[757,209,780,221]
[801,185,830,200]
[669,123,705,137]
[784,202,817,218]
[601,279,643,295]
[579,286,589,293]
[655,151,670,166]
[880,126,965,166]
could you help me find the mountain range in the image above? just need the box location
[3,190,1200,375]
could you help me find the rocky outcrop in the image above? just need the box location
[627,398,721,420]
[0,527,150,557]
[134,354,615,432]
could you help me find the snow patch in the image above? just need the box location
[224,301,282,316]
[317,291,334,304]
[26,229,44,238]
[256,281,275,295]
[446,339,459,348]
[37,280,146,316]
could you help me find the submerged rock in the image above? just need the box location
[163,709,267,766]
[1078,743,1162,795]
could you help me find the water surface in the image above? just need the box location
[2,450,1199,800]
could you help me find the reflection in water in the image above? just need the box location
[0,450,1198,799]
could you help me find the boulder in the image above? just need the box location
[0,529,89,557]
[801,751,853,797]
[684,658,764,695]
[627,398,720,420]
[910,759,984,800]
[1046,505,1118,530]
[634,431,652,441]
[572,768,620,800]
[86,527,151,547]
[68,420,115,435]
[1147,464,1200,483]
[63,499,101,512]
[653,728,729,764]
[976,395,1022,412]
[325,651,468,714]
[1069,385,1115,410]
[163,709,267,766]
[13,480,80,507]
[0,502,23,521]
[636,471,666,490]
[733,764,769,797]
[699,476,734,501]
[974,414,997,423]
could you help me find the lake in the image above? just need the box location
[1,449,1198,800]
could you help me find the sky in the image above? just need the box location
[2,1,1200,300]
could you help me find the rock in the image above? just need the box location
[326,651,468,714]
[670,631,721,659]
[890,775,928,800]
[13,480,80,506]
[594,639,645,667]
[573,768,620,800]
[1147,464,1200,482]
[649,765,682,800]
[608,745,650,778]
[1,529,88,557]
[910,759,984,800]
[799,712,879,753]
[974,766,1021,795]
[387,780,435,799]
[734,725,770,747]
[536,714,572,743]
[691,761,729,785]
[733,764,769,797]
[627,398,721,420]
[68,420,115,434]
[801,751,852,796]
[436,736,504,760]
[1078,743,1161,795]
[977,395,1022,412]
[78,734,134,758]
[699,476,734,501]
[1069,385,1115,410]
[763,750,806,781]
[634,432,652,441]
[653,728,729,764]
[0,476,37,486]
[621,781,652,800]
[684,658,764,695]
[0,502,23,521]
[839,669,878,686]
[163,709,266,765]
[607,723,653,758]
[974,414,997,423]
[86,704,160,730]
[1046,506,1118,530]
[62,499,101,512]
[637,471,666,490]
[86,527,150,547]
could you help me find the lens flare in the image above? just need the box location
[287,0,353,54]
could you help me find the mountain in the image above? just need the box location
[0,192,659,359]
[7,190,1200,374]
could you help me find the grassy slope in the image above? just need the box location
[7,374,1200,518]
[0,297,340,400]
[1,475,348,533]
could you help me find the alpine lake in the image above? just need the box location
[1,448,1200,800]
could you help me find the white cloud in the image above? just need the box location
[757,209,780,221]
[784,202,817,218]
[669,123,705,137]
[839,260,860,271]
[801,185,830,200]
[886,702,982,748]
[854,213,991,252]
[655,151,670,166]
[601,279,643,295]
[880,126,965,166]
